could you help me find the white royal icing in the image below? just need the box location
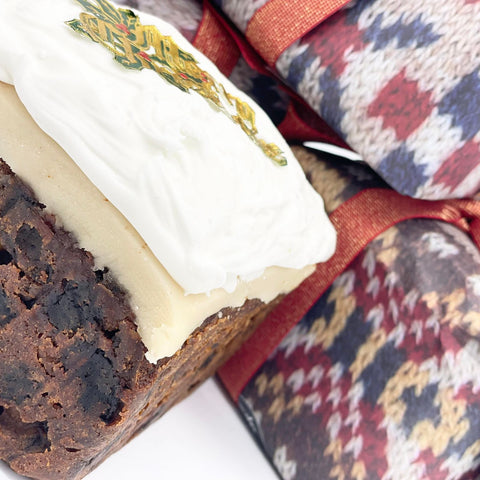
[0,0,335,295]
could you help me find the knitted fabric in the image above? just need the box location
[213,0,480,200]
[238,148,480,480]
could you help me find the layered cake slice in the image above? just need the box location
[0,1,336,478]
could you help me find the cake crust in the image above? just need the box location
[0,159,275,479]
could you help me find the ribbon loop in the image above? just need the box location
[245,0,352,66]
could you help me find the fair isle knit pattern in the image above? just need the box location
[240,226,480,480]
[213,0,480,200]
[275,0,480,199]
[237,153,480,480]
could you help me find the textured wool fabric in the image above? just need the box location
[213,0,480,200]
[233,148,480,480]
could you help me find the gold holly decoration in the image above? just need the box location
[67,0,287,166]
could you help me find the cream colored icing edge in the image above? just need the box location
[0,82,314,362]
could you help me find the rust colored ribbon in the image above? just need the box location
[218,188,480,401]
[278,101,349,146]
[198,1,347,146]
[193,2,240,77]
[246,0,352,66]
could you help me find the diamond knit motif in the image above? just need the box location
[240,220,480,480]
[270,0,480,199]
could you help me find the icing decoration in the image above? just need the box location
[0,0,336,298]
[67,0,287,166]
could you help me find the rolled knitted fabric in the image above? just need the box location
[219,146,480,480]
[207,0,480,200]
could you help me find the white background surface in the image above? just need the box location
[0,379,278,480]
